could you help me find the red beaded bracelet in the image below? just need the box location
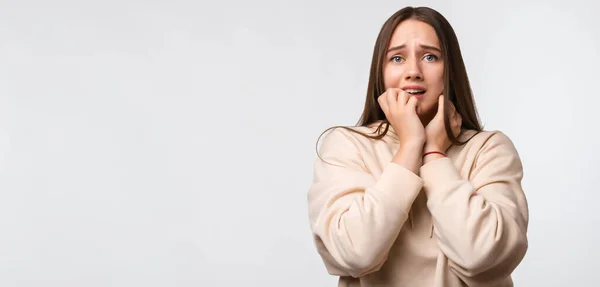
[423,151,445,158]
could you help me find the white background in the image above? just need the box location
[1,0,599,286]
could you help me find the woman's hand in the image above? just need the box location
[378,88,425,174]
[378,88,426,146]
[424,95,462,153]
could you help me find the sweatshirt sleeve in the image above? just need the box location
[307,128,424,278]
[420,131,529,285]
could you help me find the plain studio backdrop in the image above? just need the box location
[1,0,599,286]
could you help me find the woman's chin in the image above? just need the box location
[417,104,437,122]
[416,103,431,115]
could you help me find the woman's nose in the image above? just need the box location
[404,60,423,80]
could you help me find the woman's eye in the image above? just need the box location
[424,54,438,62]
[391,56,403,63]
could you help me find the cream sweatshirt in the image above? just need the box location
[307,122,529,287]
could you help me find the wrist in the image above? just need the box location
[393,141,424,175]
[401,138,425,149]
[423,150,445,157]
[423,144,443,152]
[422,150,446,164]
[424,139,451,151]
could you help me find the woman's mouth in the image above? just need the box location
[404,89,425,99]
[401,84,427,99]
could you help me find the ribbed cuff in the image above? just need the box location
[420,157,462,202]
[372,162,424,212]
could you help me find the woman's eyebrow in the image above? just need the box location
[387,44,441,54]
[420,44,441,53]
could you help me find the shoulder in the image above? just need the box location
[318,125,384,151]
[461,129,519,152]
[316,124,387,169]
[460,129,523,170]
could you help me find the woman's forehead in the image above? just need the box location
[389,19,440,48]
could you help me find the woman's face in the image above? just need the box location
[383,19,444,119]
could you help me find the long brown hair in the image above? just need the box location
[316,6,482,154]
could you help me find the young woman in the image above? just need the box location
[307,6,529,287]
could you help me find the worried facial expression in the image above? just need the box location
[383,19,444,117]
